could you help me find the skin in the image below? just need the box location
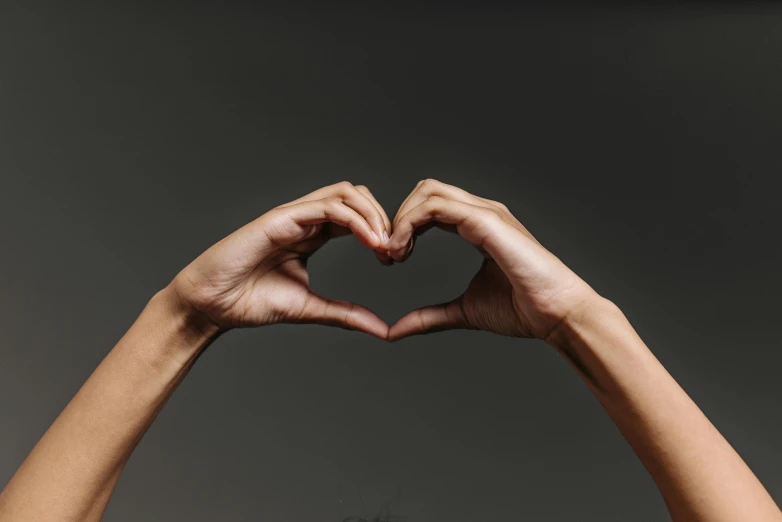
[0,180,780,522]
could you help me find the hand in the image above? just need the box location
[168,182,392,339]
[386,179,598,341]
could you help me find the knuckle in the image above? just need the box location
[420,178,440,190]
[491,200,509,212]
[344,301,356,323]
[483,207,504,224]
[418,309,429,330]
[333,180,354,192]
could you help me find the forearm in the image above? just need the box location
[546,295,782,522]
[0,287,218,522]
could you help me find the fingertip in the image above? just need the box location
[386,318,414,342]
[386,327,400,342]
[388,243,412,263]
[386,329,414,343]
[356,228,381,250]
[386,330,401,343]
[377,328,392,342]
[385,243,401,262]
[386,234,401,252]
[376,231,392,258]
[375,251,394,266]
[365,326,389,341]
[386,233,413,262]
[350,305,390,340]
[374,223,388,245]
[365,318,391,340]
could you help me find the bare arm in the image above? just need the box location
[386,178,782,522]
[547,297,782,522]
[0,290,216,521]
[0,182,392,522]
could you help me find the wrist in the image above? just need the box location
[147,286,222,353]
[543,293,637,393]
[543,292,622,348]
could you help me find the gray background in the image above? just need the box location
[1,2,781,521]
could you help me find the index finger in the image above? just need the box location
[388,196,532,274]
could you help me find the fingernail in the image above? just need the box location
[371,231,380,244]
[382,231,390,245]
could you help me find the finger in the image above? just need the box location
[297,293,389,340]
[355,185,394,264]
[393,179,496,231]
[388,196,531,272]
[393,179,428,228]
[354,185,392,244]
[393,179,526,239]
[387,298,469,342]
[354,185,391,239]
[387,221,459,262]
[391,179,506,257]
[389,196,499,261]
[278,181,388,243]
[264,197,382,250]
[276,182,351,207]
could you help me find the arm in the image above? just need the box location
[547,297,782,522]
[385,178,782,522]
[0,182,392,522]
[0,291,216,522]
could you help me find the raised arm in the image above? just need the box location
[0,182,392,522]
[386,179,782,522]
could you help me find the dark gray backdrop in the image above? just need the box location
[1,2,781,521]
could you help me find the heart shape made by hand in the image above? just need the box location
[173,179,590,345]
[290,179,580,342]
[306,226,478,332]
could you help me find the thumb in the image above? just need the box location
[296,293,389,340]
[387,297,470,342]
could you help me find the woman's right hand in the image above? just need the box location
[386,179,601,342]
[168,182,392,339]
